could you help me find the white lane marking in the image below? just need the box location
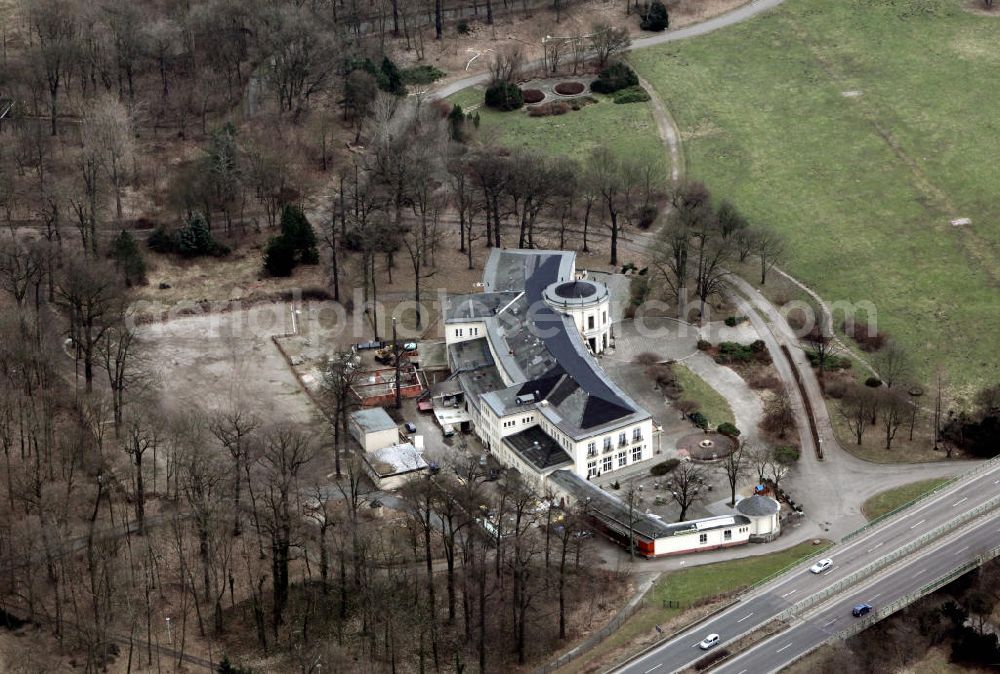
[953,497,968,507]
[737,612,754,623]
[994,479,999,484]
[781,589,798,598]
[914,568,926,576]
[776,643,793,653]
[910,519,926,529]
[870,593,882,600]
[868,542,884,551]
[645,665,663,673]
[955,545,970,555]
[736,670,747,674]
[823,617,839,627]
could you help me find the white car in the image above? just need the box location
[698,634,720,650]
[809,558,833,574]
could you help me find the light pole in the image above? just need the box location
[165,616,172,644]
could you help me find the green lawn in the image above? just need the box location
[447,87,668,180]
[564,540,828,673]
[674,363,736,428]
[861,477,951,521]
[630,0,1000,395]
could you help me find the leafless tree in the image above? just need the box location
[873,340,912,390]
[722,441,748,506]
[665,461,707,521]
[840,384,877,445]
[879,389,909,450]
[321,351,362,478]
[752,226,786,285]
[589,23,630,68]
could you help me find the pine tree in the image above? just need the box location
[109,230,147,286]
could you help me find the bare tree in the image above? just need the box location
[722,441,748,506]
[840,384,877,445]
[589,23,631,68]
[24,0,78,136]
[752,227,785,285]
[873,339,912,390]
[879,389,909,450]
[56,255,126,392]
[321,352,361,478]
[665,461,706,521]
[209,405,261,536]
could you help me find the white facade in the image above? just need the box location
[651,517,753,557]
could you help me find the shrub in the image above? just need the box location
[747,371,781,390]
[263,236,297,277]
[634,351,661,366]
[612,85,651,104]
[689,411,708,430]
[485,81,524,111]
[109,230,147,286]
[865,377,884,388]
[457,20,471,35]
[773,445,800,464]
[676,399,700,415]
[646,363,676,388]
[696,339,712,351]
[842,319,888,352]
[637,205,659,229]
[716,341,754,364]
[717,422,741,438]
[825,380,848,398]
[640,0,670,31]
[724,316,746,327]
[591,62,638,94]
[147,224,176,254]
[448,104,467,141]
[177,213,226,258]
[527,101,570,117]
[521,88,545,104]
[401,65,445,85]
[649,458,680,476]
[554,81,585,95]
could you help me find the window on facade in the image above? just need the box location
[699,533,708,544]
[602,456,612,472]
[587,441,596,457]
[632,428,642,442]
[618,432,627,447]
[587,461,598,477]
[456,328,463,337]
[724,529,732,541]
[588,315,595,330]
[603,437,612,451]
[472,327,479,335]
[632,447,642,462]
[602,310,607,325]
[618,452,627,467]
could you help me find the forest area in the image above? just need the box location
[0,0,654,672]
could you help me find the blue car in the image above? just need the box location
[852,603,873,617]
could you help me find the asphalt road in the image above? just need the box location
[616,460,1000,674]
[715,511,1000,674]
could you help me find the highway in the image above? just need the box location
[616,460,1000,674]
[715,511,1000,673]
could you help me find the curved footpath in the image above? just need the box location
[433,0,789,99]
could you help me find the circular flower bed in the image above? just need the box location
[554,81,585,96]
[521,88,545,104]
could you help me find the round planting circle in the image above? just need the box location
[554,81,585,96]
[522,88,545,104]
[678,432,736,461]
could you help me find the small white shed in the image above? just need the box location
[735,495,782,542]
[349,408,399,452]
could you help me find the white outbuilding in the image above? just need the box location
[735,495,781,542]
[349,408,399,453]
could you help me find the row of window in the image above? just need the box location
[586,429,645,456]
[698,526,749,544]
[587,446,643,477]
[453,326,480,338]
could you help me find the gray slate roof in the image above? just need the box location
[350,408,396,434]
[735,495,781,517]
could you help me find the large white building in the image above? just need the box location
[444,249,654,488]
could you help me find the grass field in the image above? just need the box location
[861,477,951,520]
[674,363,736,428]
[631,0,1000,395]
[563,540,828,673]
[447,87,669,180]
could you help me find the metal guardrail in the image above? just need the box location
[841,454,1000,543]
[778,494,1000,622]
[779,541,1000,672]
